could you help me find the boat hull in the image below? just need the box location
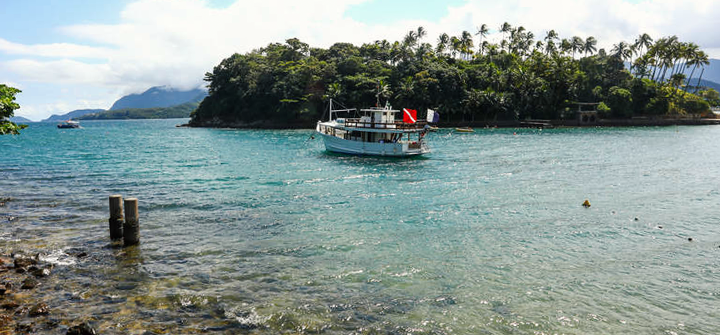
[318,132,429,157]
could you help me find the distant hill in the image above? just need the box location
[76,102,198,120]
[43,109,105,122]
[9,116,32,123]
[690,78,720,92]
[109,86,207,110]
[700,59,720,84]
[625,58,720,84]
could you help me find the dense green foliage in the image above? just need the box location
[77,102,198,120]
[189,26,716,126]
[0,84,26,135]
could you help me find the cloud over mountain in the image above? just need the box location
[2,0,719,120]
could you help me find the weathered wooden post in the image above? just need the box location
[123,198,140,246]
[108,195,124,239]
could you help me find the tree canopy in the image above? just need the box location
[191,25,717,127]
[0,84,26,135]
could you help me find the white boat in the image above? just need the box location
[315,100,431,157]
[57,120,80,129]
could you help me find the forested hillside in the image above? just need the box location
[190,25,719,127]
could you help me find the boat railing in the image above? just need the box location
[341,119,428,129]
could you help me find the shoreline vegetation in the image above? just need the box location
[188,24,720,129]
[179,117,720,129]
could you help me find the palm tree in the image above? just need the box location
[560,39,572,56]
[416,26,427,43]
[634,33,653,59]
[571,36,584,58]
[500,22,512,50]
[480,41,489,56]
[475,24,489,55]
[584,36,597,56]
[376,79,392,107]
[691,50,710,92]
[403,30,417,49]
[436,33,450,55]
[685,47,705,90]
[611,41,632,62]
[450,36,461,59]
[544,30,558,55]
[460,30,474,60]
[325,82,342,101]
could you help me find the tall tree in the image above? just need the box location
[500,22,512,50]
[436,33,450,55]
[460,30,474,60]
[571,36,584,58]
[0,84,26,135]
[544,30,558,55]
[611,41,632,62]
[584,36,597,56]
[475,24,489,55]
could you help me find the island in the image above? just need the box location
[188,26,720,129]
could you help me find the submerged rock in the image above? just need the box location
[21,278,38,290]
[1,302,19,310]
[67,322,97,335]
[14,257,37,269]
[29,303,49,316]
[15,323,33,333]
[31,268,51,278]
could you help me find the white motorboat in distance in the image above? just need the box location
[57,120,80,129]
[316,100,432,157]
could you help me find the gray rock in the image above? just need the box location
[21,278,38,290]
[29,302,49,316]
[67,322,96,335]
[32,268,51,278]
[14,257,36,269]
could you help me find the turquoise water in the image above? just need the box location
[1,119,720,334]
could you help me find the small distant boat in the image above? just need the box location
[454,127,474,133]
[57,120,80,129]
[428,126,439,132]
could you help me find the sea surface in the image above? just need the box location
[1,119,719,334]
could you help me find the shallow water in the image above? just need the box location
[1,119,720,334]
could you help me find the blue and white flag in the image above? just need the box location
[427,109,440,123]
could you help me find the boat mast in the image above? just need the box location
[329,99,333,121]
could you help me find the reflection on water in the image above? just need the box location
[1,120,720,334]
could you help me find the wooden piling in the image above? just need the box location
[108,195,124,239]
[123,198,140,246]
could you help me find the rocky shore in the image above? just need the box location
[0,251,95,335]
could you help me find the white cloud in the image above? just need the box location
[2,0,720,120]
[0,38,111,59]
[434,0,720,54]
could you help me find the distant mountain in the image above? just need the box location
[9,116,32,123]
[699,59,720,84]
[690,78,720,92]
[43,109,105,122]
[77,102,198,120]
[625,59,720,84]
[109,86,207,110]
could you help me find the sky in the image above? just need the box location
[1,0,719,121]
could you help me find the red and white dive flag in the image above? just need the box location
[403,108,417,123]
